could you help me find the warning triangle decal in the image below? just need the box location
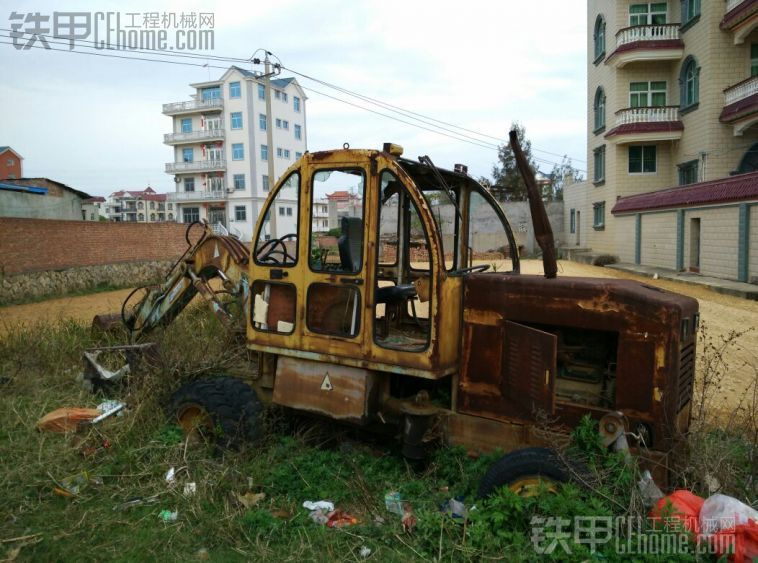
[320,373,333,391]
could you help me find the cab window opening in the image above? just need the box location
[254,172,300,267]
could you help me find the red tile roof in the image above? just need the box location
[612,171,758,214]
[605,121,683,138]
[605,39,683,63]
[720,0,758,29]
[720,92,758,123]
[83,196,106,203]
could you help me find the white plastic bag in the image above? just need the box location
[699,494,758,536]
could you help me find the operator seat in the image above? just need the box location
[338,216,363,272]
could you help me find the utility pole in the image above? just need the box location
[263,52,277,238]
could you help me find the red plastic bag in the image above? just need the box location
[709,522,758,563]
[649,490,704,535]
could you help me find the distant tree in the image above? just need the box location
[547,156,584,202]
[490,122,538,201]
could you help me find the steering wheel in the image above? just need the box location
[257,233,298,264]
[448,264,491,277]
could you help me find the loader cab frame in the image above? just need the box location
[247,148,518,378]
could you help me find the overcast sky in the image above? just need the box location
[1,1,587,197]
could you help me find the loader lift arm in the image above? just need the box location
[114,222,250,342]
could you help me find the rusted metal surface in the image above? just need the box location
[459,274,699,449]
[272,356,376,423]
[509,130,557,279]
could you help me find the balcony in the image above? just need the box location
[720,76,758,135]
[721,0,758,44]
[605,106,683,143]
[164,129,225,145]
[168,190,227,202]
[162,98,223,115]
[606,24,683,68]
[165,159,226,174]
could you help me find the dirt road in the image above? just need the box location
[1,261,755,411]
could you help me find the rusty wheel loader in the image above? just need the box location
[86,132,698,495]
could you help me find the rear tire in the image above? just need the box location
[477,447,589,498]
[168,377,263,449]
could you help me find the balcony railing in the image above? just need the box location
[724,75,758,105]
[165,160,226,173]
[164,129,225,144]
[616,24,681,48]
[168,190,227,201]
[162,98,223,114]
[726,0,749,13]
[615,106,680,126]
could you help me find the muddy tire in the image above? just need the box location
[477,447,589,498]
[168,377,263,449]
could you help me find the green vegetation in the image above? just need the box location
[0,309,754,561]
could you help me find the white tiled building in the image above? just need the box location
[564,0,758,283]
[163,66,307,241]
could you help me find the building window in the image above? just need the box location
[183,207,199,223]
[230,112,243,129]
[592,202,605,230]
[284,149,291,159]
[294,124,302,140]
[629,145,657,173]
[259,113,266,130]
[181,118,192,133]
[262,175,269,191]
[234,205,246,221]
[150,213,156,221]
[275,118,282,128]
[570,209,576,234]
[287,207,293,216]
[150,201,155,209]
[282,92,288,102]
[258,84,265,100]
[182,147,193,162]
[682,0,700,25]
[680,57,700,110]
[282,120,289,130]
[678,160,698,185]
[593,15,606,62]
[278,206,285,216]
[630,81,666,107]
[261,145,268,160]
[229,81,241,98]
[168,213,174,220]
[629,3,667,26]
[274,90,281,100]
[138,213,144,221]
[233,174,245,190]
[232,143,244,160]
[201,86,221,101]
[277,147,283,158]
[294,96,301,112]
[752,44,758,76]
[593,87,606,132]
[295,151,303,159]
[593,145,606,183]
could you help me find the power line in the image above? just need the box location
[0,37,587,172]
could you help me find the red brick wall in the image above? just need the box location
[0,218,191,275]
[0,153,22,180]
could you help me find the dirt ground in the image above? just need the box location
[1,260,755,412]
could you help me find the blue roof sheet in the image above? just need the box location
[0,182,47,195]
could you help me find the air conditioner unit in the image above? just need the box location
[227,187,235,193]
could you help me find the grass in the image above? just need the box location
[1,308,755,561]
[0,281,129,308]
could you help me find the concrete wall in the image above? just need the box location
[0,218,190,275]
[0,189,83,221]
[750,205,758,283]
[682,206,740,279]
[640,212,677,269]
[502,201,564,256]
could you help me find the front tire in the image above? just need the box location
[168,377,263,449]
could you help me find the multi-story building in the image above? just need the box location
[0,146,23,180]
[163,66,307,241]
[565,1,758,282]
[105,187,174,223]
